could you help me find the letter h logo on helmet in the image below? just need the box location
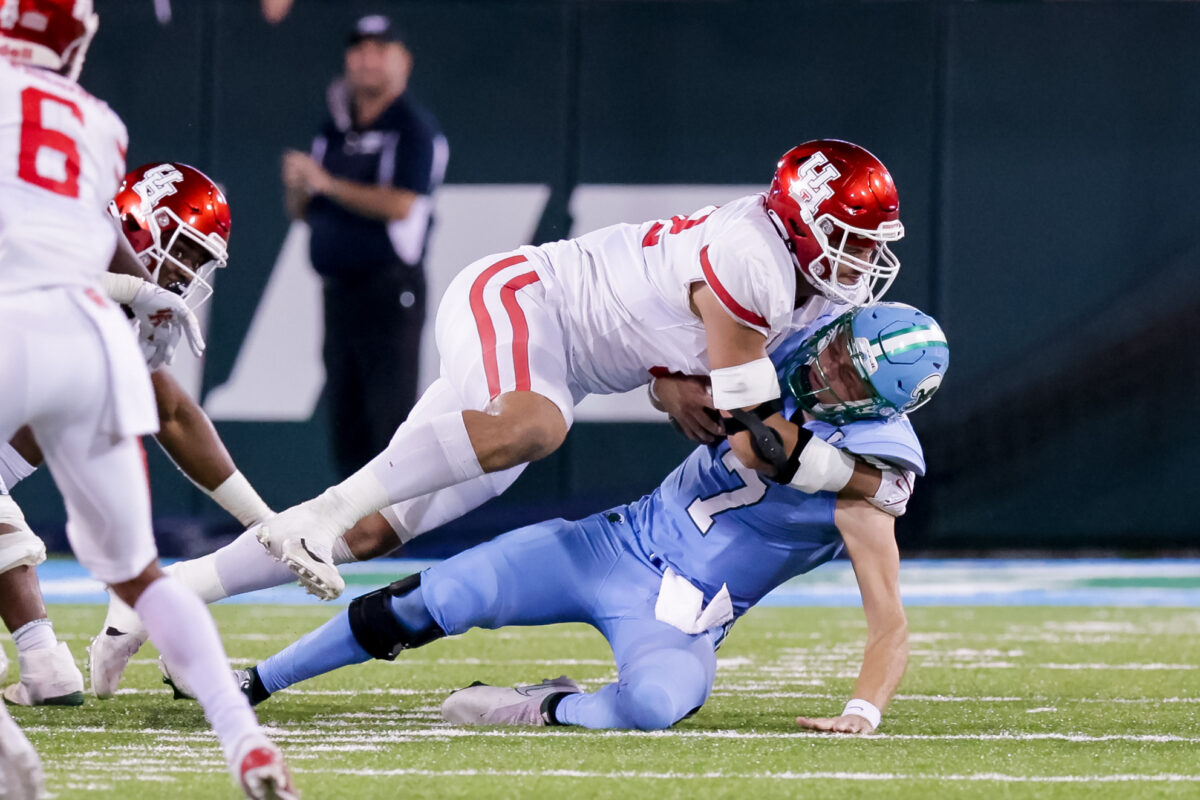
[133,163,185,216]
[792,151,840,225]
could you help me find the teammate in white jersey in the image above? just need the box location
[254,137,906,601]
[0,163,276,707]
[0,3,296,797]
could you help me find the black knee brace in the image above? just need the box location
[347,573,445,661]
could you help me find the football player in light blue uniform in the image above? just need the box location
[230,303,948,734]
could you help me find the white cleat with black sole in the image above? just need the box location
[88,626,147,700]
[3,642,84,707]
[88,592,149,699]
[441,676,583,726]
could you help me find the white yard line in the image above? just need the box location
[28,725,1200,744]
[49,763,1200,784]
[283,768,1200,783]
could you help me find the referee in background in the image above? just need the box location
[283,14,448,479]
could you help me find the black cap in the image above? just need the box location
[346,15,404,48]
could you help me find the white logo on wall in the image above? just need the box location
[133,164,184,215]
[791,151,840,223]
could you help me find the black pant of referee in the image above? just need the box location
[321,264,426,479]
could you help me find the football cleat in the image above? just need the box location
[254,504,346,601]
[441,676,583,726]
[0,702,43,800]
[4,642,84,707]
[88,625,147,700]
[229,733,299,800]
[278,538,344,602]
[234,667,272,707]
[158,655,196,701]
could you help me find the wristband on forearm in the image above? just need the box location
[842,698,881,728]
[100,272,146,305]
[206,470,273,527]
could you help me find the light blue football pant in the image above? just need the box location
[421,509,719,730]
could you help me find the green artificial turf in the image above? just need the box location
[9,604,1199,799]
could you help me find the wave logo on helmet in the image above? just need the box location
[908,373,942,409]
[791,151,840,225]
[133,164,184,217]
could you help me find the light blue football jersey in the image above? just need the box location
[625,415,924,618]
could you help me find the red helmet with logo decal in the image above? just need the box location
[766,140,903,306]
[0,0,98,81]
[109,162,231,309]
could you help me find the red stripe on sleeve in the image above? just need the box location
[699,245,768,329]
[469,255,529,398]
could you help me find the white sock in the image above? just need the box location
[211,529,298,597]
[164,555,227,604]
[134,577,259,759]
[331,536,358,565]
[326,411,483,530]
[11,619,56,653]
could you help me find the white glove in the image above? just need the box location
[127,281,205,369]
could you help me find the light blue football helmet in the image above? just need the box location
[781,302,949,424]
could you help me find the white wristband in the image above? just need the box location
[206,471,273,527]
[710,357,781,411]
[842,698,881,729]
[100,272,146,305]
[788,436,856,494]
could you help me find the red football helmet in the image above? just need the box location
[0,0,98,81]
[109,162,231,309]
[766,140,904,305]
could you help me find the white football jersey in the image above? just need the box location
[529,194,846,397]
[0,59,127,294]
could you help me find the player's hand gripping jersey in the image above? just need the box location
[0,59,127,292]
[523,194,850,398]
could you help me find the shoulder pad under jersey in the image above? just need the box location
[804,416,926,476]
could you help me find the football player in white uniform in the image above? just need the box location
[251,137,906,601]
[0,163,276,707]
[0,3,296,798]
